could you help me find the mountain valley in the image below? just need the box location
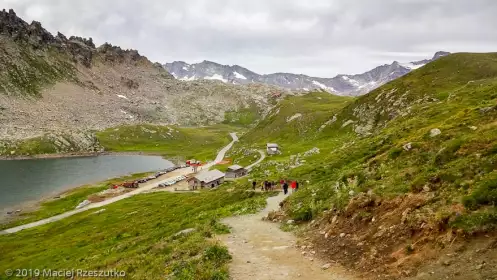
[0,9,283,156]
[0,7,496,280]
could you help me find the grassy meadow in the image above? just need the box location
[0,182,271,279]
[96,124,244,162]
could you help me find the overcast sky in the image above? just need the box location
[2,0,497,77]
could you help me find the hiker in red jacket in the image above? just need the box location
[291,181,297,193]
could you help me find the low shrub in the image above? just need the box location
[450,210,497,233]
[434,138,464,166]
[463,171,497,209]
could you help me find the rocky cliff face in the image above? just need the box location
[165,52,450,96]
[0,9,153,70]
[0,9,284,155]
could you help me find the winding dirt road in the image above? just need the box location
[219,192,356,280]
[246,149,265,171]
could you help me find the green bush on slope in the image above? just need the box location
[463,171,497,210]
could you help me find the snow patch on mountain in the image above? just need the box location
[234,71,247,80]
[204,74,228,82]
[180,75,196,81]
[345,78,361,87]
[312,80,335,92]
[358,81,378,90]
[400,62,426,70]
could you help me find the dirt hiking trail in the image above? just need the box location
[219,192,357,280]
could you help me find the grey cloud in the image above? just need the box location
[1,0,496,76]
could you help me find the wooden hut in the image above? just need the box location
[187,169,225,190]
[266,143,280,155]
[225,165,247,179]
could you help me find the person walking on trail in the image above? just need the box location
[283,181,289,195]
[295,181,299,192]
[252,181,256,191]
[280,179,284,189]
[291,180,297,193]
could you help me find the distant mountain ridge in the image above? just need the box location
[164,51,450,96]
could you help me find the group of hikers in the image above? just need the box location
[251,179,299,195]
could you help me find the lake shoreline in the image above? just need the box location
[0,151,184,165]
[0,182,99,225]
[0,154,179,226]
[0,169,159,226]
[0,151,186,166]
[0,151,167,161]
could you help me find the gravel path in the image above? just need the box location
[246,149,265,171]
[219,192,356,280]
[1,133,239,235]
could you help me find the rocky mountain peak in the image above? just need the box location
[69,36,95,48]
[201,60,222,66]
[0,9,56,48]
[433,51,450,59]
[97,43,146,64]
[0,9,152,68]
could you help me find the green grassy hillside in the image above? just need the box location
[0,124,241,162]
[231,53,497,277]
[242,92,353,143]
[243,53,497,224]
[0,41,77,96]
[233,92,353,157]
[222,104,262,127]
[96,124,243,162]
